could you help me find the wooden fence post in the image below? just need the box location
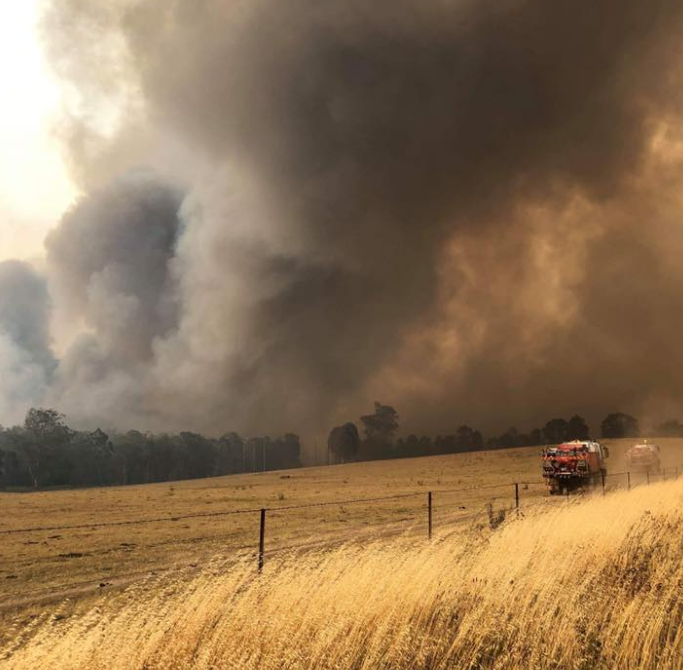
[627,471,631,491]
[601,472,606,496]
[258,508,266,573]
[514,482,519,511]
[428,492,433,540]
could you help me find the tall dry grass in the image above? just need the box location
[3,481,683,669]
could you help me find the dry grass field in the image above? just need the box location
[0,444,542,607]
[2,456,683,669]
[1,438,682,609]
[1,437,683,666]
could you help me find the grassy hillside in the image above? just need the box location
[3,474,683,668]
[1,438,682,610]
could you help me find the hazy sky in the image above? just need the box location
[0,0,75,263]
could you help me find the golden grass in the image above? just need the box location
[0,445,551,606]
[1,438,682,612]
[2,477,683,669]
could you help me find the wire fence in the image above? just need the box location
[2,464,680,581]
[0,467,679,609]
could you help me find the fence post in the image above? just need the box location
[646,469,650,485]
[627,471,631,492]
[258,508,266,573]
[428,492,433,540]
[601,472,606,496]
[514,482,519,511]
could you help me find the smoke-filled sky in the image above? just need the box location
[0,1,76,262]
[2,0,683,442]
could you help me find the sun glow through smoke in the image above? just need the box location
[0,0,75,262]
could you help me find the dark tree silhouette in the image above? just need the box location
[216,432,244,475]
[68,428,116,486]
[530,428,543,445]
[328,423,360,463]
[360,402,399,441]
[455,425,476,451]
[654,419,683,437]
[566,415,590,440]
[600,413,640,438]
[543,418,569,444]
[0,408,302,490]
[23,408,73,487]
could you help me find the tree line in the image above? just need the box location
[328,406,682,464]
[2,405,680,490]
[0,408,301,489]
[327,404,487,463]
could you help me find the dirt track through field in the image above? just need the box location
[2,438,682,618]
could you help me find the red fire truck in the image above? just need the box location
[541,440,609,494]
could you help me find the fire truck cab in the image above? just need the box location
[541,440,609,495]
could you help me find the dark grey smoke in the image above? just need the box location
[44,171,183,428]
[46,170,182,363]
[0,261,56,423]
[20,0,683,437]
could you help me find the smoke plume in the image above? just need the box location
[44,171,183,428]
[0,261,56,424]
[3,0,683,438]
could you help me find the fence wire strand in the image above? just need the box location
[2,467,680,535]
